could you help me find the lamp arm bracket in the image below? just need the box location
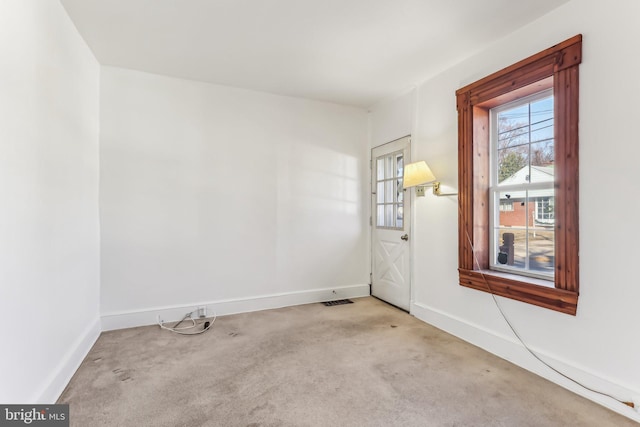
[420,182,458,197]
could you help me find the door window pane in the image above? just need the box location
[385,180,393,203]
[377,158,385,180]
[396,154,404,178]
[385,156,394,180]
[385,205,394,228]
[375,150,405,230]
[377,205,384,227]
[396,205,403,229]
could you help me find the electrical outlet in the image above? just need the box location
[416,186,426,197]
[197,306,207,318]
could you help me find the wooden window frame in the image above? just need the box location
[456,35,582,315]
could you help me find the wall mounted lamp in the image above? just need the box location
[403,161,457,197]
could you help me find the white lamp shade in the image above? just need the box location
[403,161,436,188]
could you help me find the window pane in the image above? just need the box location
[529,231,555,274]
[529,142,555,183]
[385,155,394,180]
[498,103,529,149]
[497,146,528,184]
[530,141,554,166]
[530,96,553,145]
[385,180,393,203]
[510,230,527,269]
[374,151,405,230]
[385,204,394,228]
[530,119,553,143]
[396,179,403,203]
[495,229,525,268]
[495,190,529,271]
[530,96,553,125]
[492,92,557,279]
[533,196,555,225]
[524,193,531,229]
[498,191,525,228]
[396,154,404,178]
[498,126,529,149]
[499,200,514,212]
[498,104,528,131]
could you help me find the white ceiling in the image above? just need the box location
[60,0,569,108]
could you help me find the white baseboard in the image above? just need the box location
[33,317,101,403]
[410,302,640,423]
[101,284,370,331]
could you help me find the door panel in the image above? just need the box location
[371,136,411,310]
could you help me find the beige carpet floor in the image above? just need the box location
[59,297,635,426]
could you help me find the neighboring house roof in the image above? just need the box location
[501,165,554,185]
[499,165,554,199]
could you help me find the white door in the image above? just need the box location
[371,136,411,311]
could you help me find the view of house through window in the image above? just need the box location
[490,90,555,281]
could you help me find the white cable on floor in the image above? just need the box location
[158,310,217,336]
[463,229,632,407]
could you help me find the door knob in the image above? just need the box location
[401,234,409,241]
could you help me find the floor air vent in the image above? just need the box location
[322,299,354,306]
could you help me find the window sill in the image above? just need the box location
[458,268,578,315]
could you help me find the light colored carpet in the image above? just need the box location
[59,297,635,426]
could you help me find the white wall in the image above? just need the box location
[100,67,369,328]
[368,89,415,147]
[0,0,101,403]
[370,0,640,420]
